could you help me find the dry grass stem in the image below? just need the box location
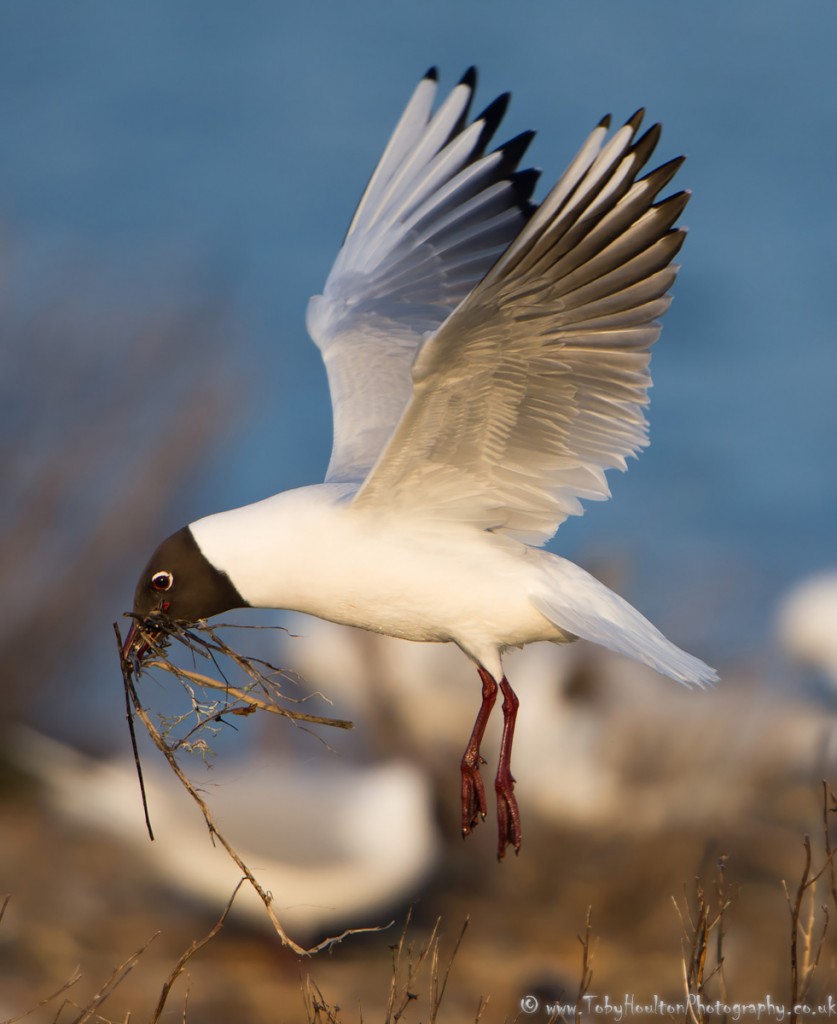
[783,809,834,1021]
[0,968,81,1024]
[385,907,429,1023]
[116,622,384,956]
[61,934,156,1024]
[429,917,469,1024]
[821,780,837,913]
[143,660,352,730]
[713,855,730,1007]
[124,615,353,734]
[302,977,343,1024]
[575,906,594,1024]
[380,909,475,1024]
[672,856,732,1023]
[150,880,245,1023]
[0,932,152,1024]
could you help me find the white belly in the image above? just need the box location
[191,485,564,665]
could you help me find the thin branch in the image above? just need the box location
[575,906,594,1024]
[150,880,245,1024]
[822,780,837,912]
[115,621,154,840]
[121,614,353,732]
[673,859,733,1024]
[385,910,443,1024]
[144,660,352,730]
[713,856,729,1008]
[783,828,834,1022]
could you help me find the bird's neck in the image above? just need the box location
[188,484,354,613]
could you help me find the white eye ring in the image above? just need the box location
[151,570,174,592]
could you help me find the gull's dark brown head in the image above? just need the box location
[122,525,248,664]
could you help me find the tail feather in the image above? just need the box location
[532,554,717,688]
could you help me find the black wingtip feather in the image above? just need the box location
[510,168,541,215]
[639,155,687,196]
[630,122,662,169]
[667,227,688,256]
[449,71,477,144]
[495,129,536,170]
[625,108,645,134]
[459,66,478,90]
[652,190,692,230]
[598,114,612,129]
[474,92,511,154]
[423,66,439,82]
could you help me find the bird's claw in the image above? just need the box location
[461,763,488,836]
[495,771,521,860]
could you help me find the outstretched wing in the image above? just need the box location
[306,68,538,484]
[353,110,688,545]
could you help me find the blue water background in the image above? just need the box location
[2,0,835,678]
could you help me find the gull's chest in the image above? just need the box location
[191,487,553,648]
[275,519,504,641]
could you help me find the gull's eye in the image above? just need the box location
[151,570,174,592]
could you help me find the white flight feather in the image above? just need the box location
[307,70,536,484]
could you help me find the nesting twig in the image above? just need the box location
[115,619,390,956]
[122,614,353,734]
[117,613,351,838]
[143,660,352,731]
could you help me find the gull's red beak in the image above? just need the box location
[121,618,159,668]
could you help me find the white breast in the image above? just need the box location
[189,484,562,663]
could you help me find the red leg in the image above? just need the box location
[495,676,521,859]
[460,666,498,838]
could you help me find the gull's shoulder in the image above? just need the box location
[191,482,358,539]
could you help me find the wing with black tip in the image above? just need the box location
[307,68,538,484]
[353,109,689,545]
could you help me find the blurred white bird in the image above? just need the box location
[11,728,439,939]
[124,67,716,858]
[777,571,837,691]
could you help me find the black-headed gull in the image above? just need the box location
[124,68,717,858]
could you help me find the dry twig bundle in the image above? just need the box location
[114,615,390,959]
